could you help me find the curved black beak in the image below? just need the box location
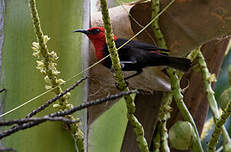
[73,29,90,35]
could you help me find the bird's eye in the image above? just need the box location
[91,29,100,34]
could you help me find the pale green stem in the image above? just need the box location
[159,93,172,152]
[168,69,204,152]
[99,0,149,151]
[151,0,167,49]
[197,50,230,151]
[151,0,203,151]
[153,127,161,152]
[207,99,231,152]
[29,0,84,151]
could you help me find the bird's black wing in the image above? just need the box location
[116,38,169,55]
[114,40,153,71]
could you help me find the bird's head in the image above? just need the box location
[73,27,117,43]
[74,27,117,60]
[73,27,105,41]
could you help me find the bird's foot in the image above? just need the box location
[115,81,129,90]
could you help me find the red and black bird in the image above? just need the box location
[74,27,191,80]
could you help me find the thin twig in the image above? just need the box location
[0,117,78,139]
[26,77,87,118]
[0,90,138,139]
[0,116,78,126]
[49,90,138,117]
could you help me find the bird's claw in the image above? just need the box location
[115,81,129,90]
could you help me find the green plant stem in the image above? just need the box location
[151,0,167,49]
[29,0,62,96]
[151,0,203,151]
[197,50,231,149]
[151,1,172,151]
[153,127,161,152]
[168,69,203,152]
[198,51,219,117]
[159,93,172,152]
[29,0,84,151]
[99,0,149,151]
[207,99,231,152]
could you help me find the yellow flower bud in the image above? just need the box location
[43,35,50,44]
[44,76,51,84]
[36,60,44,67]
[53,104,61,108]
[32,42,39,49]
[45,85,52,90]
[56,79,66,85]
[52,70,60,75]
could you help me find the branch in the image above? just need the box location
[0,90,138,139]
[0,116,78,126]
[0,117,78,139]
[49,90,138,117]
[26,77,87,118]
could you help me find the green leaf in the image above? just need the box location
[88,98,128,152]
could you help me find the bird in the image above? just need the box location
[74,27,192,80]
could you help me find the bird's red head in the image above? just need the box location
[74,27,117,60]
[86,27,106,41]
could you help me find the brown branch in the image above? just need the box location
[0,116,78,126]
[0,90,138,139]
[0,117,78,139]
[26,77,87,118]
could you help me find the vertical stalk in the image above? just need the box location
[29,0,84,151]
[197,50,231,151]
[151,0,203,151]
[207,99,231,151]
[99,0,149,151]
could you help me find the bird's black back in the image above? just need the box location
[102,38,170,71]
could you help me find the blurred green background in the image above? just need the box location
[0,0,84,151]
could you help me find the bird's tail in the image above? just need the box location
[164,56,192,72]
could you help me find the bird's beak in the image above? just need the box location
[73,29,90,35]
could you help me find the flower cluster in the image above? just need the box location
[31,35,71,108]
[32,35,65,88]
